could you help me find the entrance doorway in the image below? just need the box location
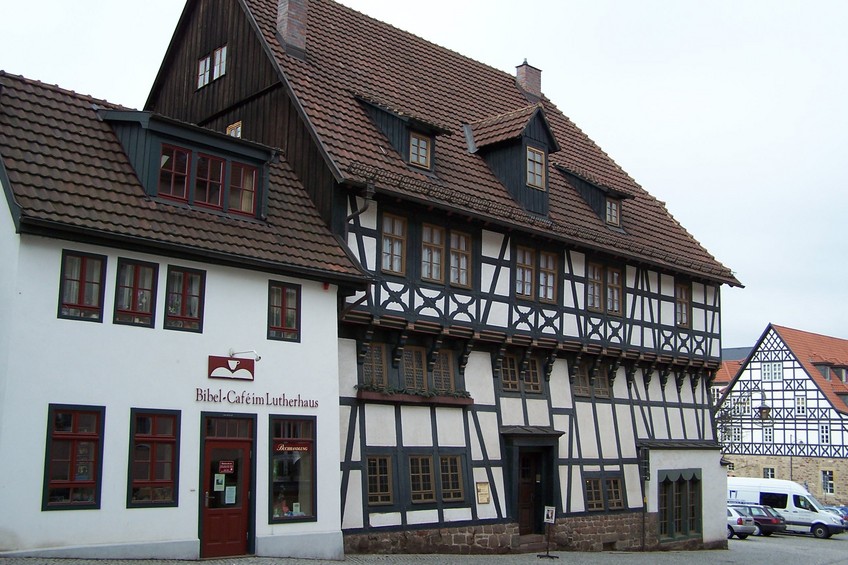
[200,416,254,558]
[518,451,542,534]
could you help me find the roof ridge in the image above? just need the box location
[467,102,542,127]
[0,70,128,111]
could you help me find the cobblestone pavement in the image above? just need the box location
[2,535,847,565]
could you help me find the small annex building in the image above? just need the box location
[0,71,368,559]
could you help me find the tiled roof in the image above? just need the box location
[0,72,366,285]
[714,360,742,386]
[469,104,544,150]
[242,0,739,285]
[772,324,848,413]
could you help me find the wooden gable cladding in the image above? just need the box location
[146,0,340,226]
[146,0,279,132]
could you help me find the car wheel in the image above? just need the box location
[737,533,749,540]
[753,524,762,536]
[727,526,734,539]
[812,524,829,539]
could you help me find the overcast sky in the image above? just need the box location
[2,1,846,348]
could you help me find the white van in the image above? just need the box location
[727,477,844,538]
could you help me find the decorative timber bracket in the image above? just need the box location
[625,362,639,390]
[544,349,559,382]
[643,361,657,388]
[492,343,508,380]
[459,339,474,376]
[607,356,622,389]
[674,370,686,393]
[427,332,446,372]
[357,327,375,365]
[569,349,586,385]
[392,328,409,368]
[519,348,532,382]
[658,366,671,390]
[691,368,703,393]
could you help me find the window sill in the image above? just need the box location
[356,390,473,407]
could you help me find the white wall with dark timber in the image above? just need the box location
[0,180,18,401]
[0,236,343,559]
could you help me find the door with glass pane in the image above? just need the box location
[200,417,253,558]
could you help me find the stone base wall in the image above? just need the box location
[344,523,519,554]
[345,512,716,554]
[725,454,848,506]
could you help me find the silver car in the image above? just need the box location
[728,506,757,539]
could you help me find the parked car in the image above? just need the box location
[822,506,848,530]
[727,506,757,539]
[729,503,787,536]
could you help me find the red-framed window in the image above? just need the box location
[268,281,300,341]
[270,417,316,523]
[127,409,179,507]
[195,154,225,208]
[42,405,105,510]
[164,266,205,332]
[229,162,257,215]
[114,258,158,327]
[158,145,190,200]
[58,250,107,322]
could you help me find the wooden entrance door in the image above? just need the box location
[201,431,252,557]
[518,451,541,535]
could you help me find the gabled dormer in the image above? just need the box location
[556,164,634,230]
[100,110,276,220]
[464,104,559,216]
[356,93,451,173]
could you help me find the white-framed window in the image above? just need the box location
[763,467,775,479]
[731,427,742,443]
[197,56,211,89]
[213,45,227,80]
[822,470,834,494]
[762,361,783,382]
[820,423,831,444]
[795,396,807,416]
[763,426,774,443]
[727,462,735,471]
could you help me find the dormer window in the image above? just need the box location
[157,144,259,217]
[409,132,431,169]
[526,146,545,189]
[605,197,621,226]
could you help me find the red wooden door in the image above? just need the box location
[201,439,251,558]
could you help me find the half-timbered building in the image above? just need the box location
[144,0,740,554]
[719,324,848,505]
[0,72,367,559]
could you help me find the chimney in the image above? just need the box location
[277,0,307,59]
[516,59,542,101]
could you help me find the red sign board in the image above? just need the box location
[208,356,255,381]
[219,460,235,474]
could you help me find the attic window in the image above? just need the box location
[409,132,431,169]
[197,57,211,89]
[526,147,545,189]
[226,121,242,138]
[213,46,227,80]
[197,45,227,89]
[606,198,621,226]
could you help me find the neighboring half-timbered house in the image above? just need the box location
[144,0,740,553]
[719,324,848,505]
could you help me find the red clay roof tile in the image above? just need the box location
[242,0,738,285]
